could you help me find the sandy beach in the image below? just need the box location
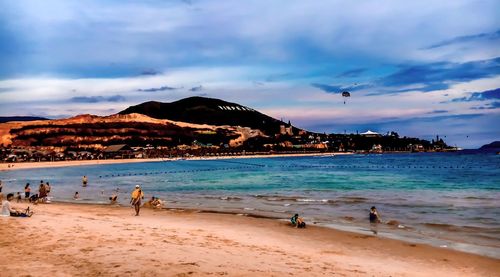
[0,152,350,171]
[0,203,498,277]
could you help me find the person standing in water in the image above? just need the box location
[130,185,144,216]
[369,206,382,223]
[24,183,31,200]
[82,176,88,187]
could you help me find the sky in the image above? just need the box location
[0,0,499,148]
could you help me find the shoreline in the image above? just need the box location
[52,200,500,259]
[1,202,498,276]
[0,152,353,171]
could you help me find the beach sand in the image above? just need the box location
[0,152,350,171]
[0,203,498,276]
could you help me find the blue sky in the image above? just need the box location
[0,0,499,148]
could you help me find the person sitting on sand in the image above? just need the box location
[109,194,118,204]
[146,196,163,209]
[73,192,80,200]
[82,176,88,187]
[1,193,33,217]
[291,214,306,228]
[130,185,144,216]
[369,206,381,223]
[25,183,31,199]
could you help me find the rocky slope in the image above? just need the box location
[0,113,265,149]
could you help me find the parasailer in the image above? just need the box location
[341,91,350,104]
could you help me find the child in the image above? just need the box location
[16,192,22,203]
[291,214,306,228]
[369,206,382,223]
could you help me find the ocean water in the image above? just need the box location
[1,153,499,258]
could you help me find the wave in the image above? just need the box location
[296,199,329,203]
[422,223,490,233]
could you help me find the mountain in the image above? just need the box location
[479,141,500,151]
[0,116,49,123]
[119,96,301,135]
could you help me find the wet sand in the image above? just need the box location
[0,203,498,276]
[0,152,350,171]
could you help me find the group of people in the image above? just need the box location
[3,176,384,229]
[0,180,56,218]
[2,181,51,204]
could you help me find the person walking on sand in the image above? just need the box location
[82,176,88,187]
[130,185,144,216]
[24,183,31,199]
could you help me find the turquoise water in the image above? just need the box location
[1,153,499,257]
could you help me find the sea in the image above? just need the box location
[1,152,499,258]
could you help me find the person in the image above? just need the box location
[38,183,47,203]
[146,196,163,209]
[0,180,3,193]
[109,194,118,204]
[130,185,144,216]
[24,183,31,199]
[369,206,381,223]
[82,176,88,187]
[45,182,51,195]
[16,192,22,203]
[73,192,80,200]
[291,214,306,228]
[29,194,39,204]
[1,193,33,217]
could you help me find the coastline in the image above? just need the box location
[0,152,352,171]
[1,202,498,276]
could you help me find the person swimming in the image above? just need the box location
[369,206,381,223]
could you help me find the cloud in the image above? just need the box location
[311,83,371,94]
[380,57,500,88]
[137,86,177,92]
[471,101,500,110]
[427,110,448,114]
[336,68,366,78]
[139,69,161,76]
[265,73,293,82]
[449,88,500,102]
[423,29,500,49]
[69,95,126,103]
[189,85,203,92]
